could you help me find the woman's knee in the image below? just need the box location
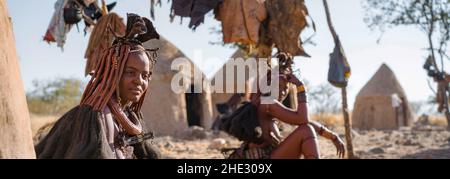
[293,124,317,140]
[296,124,320,158]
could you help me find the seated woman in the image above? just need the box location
[220,53,345,159]
[35,13,161,159]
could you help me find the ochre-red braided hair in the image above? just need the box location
[80,13,159,115]
[81,43,156,113]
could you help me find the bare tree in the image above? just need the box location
[363,0,450,128]
[308,83,341,114]
[27,78,84,115]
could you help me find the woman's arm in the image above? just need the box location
[261,101,309,126]
[261,74,310,125]
[309,121,346,158]
[309,121,336,140]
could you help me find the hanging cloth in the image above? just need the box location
[327,37,351,88]
[43,0,72,49]
[264,0,310,57]
[323,0,351,88]
[215,0,267,46]
[170,0,223,30]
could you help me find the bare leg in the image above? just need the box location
[270,124,320,159]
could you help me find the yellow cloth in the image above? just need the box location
[297,85,306,93]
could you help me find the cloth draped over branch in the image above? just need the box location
[150,0,223,30]
[215,0,267,46]
[43,0,72,49]
[150,0,312,57]
[261,0,311,57]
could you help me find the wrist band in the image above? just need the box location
[318,125,325,135]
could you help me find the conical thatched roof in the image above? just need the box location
[144,37,184,74]
[231,49,247,59]
[357,63,407,98]
[144,36,204,78]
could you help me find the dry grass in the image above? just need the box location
[29,113,58,137]
[427,115,448,126]
[310,113,344,128]
[311,113,449,128]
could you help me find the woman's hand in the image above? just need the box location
[270,121,283,146]
[331,133,346,158]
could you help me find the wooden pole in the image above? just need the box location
[322,0,355,158]
[341,87,355,158]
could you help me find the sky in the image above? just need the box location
[5,0,449,109]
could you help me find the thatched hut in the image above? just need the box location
[142,37,213,136]
[352,64,413,130]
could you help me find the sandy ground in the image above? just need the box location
[152,126,450,159]
[31,115,450,159]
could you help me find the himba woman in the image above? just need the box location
[220,52,346,159]
[36,13,161,159]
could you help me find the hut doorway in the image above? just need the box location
[186,85,202,127]
[393,94,408,128]
[395,105,408,128]
[401,97,409,126]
